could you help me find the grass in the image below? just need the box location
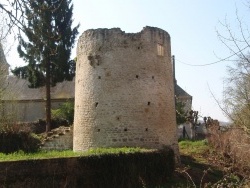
[1,139,245,187]
[179,139,210,164]
[162,139,224,187]
[0,147,152,162]
[179,139,209,155]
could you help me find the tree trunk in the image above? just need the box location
[45,59,51,133]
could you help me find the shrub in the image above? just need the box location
[51,101,74,124]
[206,173,242,188]
[207,121,250,178]
[0,124,41,153]
[0,148,175,187]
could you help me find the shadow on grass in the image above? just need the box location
[161,154,224,188]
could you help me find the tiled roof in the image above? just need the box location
[175,84,192,98]
[1,77,190,101]
[2,76,75,100]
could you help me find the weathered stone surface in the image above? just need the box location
[40,126,73,150]
[74,26,179,156]
[0,43,9,78]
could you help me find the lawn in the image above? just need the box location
[0,147,152,161]
[0,139,248,187]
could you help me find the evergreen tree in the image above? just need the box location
[176,101,187,125]
[14,0,79,132]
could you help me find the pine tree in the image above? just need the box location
[14,0,79,132]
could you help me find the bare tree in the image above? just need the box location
[0,0,64,37]
[0,1,27,37]
[217,3,250,134]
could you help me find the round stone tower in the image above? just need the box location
[74,26,178,154]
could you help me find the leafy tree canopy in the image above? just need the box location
[12,0,79,88]
[176,101,187,125]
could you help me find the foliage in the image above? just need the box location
[206,173,242,188]
[51,101,74,124]
[14,0,79,88]
[11,0,79,132]
[207,123,250,177]
[11,59,76,86]
[0,124,41,153]
[0,147,175,187]
[176,101,187,124]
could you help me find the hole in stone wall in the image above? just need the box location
[136,75,139,78]
[106,72,111,77]
[98,76,101,79]
[145,128,148,131]
[152,76,154,79]
[116,116,120,121]
[124,128,127,131]
[97,129,100,132]
[88,55,93,60]
[148,102,151,106]
[95,102,99,108]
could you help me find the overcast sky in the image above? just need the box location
[6,0,250,122]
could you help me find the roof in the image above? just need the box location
[175,84,192,99]
[1,77,191,101]
[2,76,75,101]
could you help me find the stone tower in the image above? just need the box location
[0,43,9,84]
[74,26,178,154]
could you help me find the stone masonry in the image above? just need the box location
[74,26,179,155]
[0,43,9,82]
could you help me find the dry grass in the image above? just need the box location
[207,120,250,178]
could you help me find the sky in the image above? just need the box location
[5,0,250,122]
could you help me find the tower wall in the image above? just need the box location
[0,43,9,81]
[74,26,178,153]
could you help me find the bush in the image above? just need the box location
[0,148,175,187]
[205,173,249,188]
[207,121,250,178]
[52,101,74,124]
[0,124,41,153]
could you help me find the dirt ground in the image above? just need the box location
[164,140,250,188]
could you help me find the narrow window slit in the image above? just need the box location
[148,102,150,106]
[136,75,139,78]
[145,128,148,132]
[124,128,127,132]
[95,102,99,108]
